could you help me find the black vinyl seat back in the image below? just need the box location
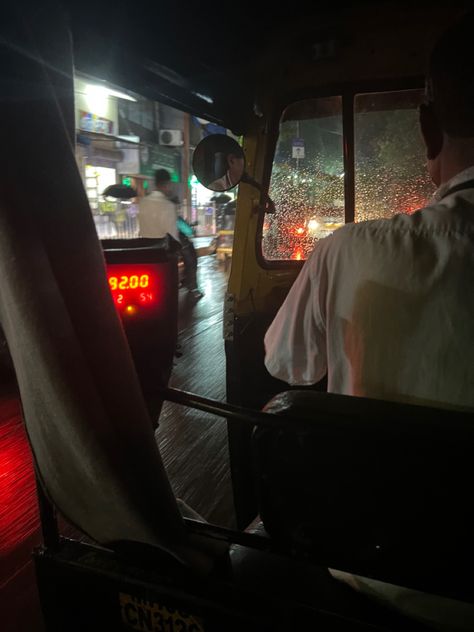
[253,390,474,600]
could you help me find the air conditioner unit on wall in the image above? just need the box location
[159,129,184,146]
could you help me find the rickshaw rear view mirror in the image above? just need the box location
[193,134,245,192]
[193,134,276,213]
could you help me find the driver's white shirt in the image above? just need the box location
[264,166,474,411]
[208,171,233,191]
[264,166,474,630]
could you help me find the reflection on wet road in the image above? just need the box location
[158,256,234,527]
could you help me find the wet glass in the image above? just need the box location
[263,90,436,261]
[354,90,435,222]
[262,97,344,261]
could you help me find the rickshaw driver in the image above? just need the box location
[264,14,474,410]
[264,13,474,632]
[208,151,245,191]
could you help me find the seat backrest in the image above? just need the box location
[253,390,474,601]
[0,4,214,570]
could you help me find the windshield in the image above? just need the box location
[262,89,435,261]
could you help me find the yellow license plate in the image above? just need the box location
[120,593,204,632]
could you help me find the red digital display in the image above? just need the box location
[106,264,160,315]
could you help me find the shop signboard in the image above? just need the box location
[79,111,114,134]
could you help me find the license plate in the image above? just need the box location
[120,593,204,632]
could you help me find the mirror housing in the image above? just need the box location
[193,134,245,192]
[193,134,276,213]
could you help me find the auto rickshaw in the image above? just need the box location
[1,2,474,631]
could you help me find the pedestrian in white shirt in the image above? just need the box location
[139,169,178,240]
[264,12,474,632]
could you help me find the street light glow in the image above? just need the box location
[85,84,137,103]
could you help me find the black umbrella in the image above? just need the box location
[102,184,137,199]
[210,193,232,204]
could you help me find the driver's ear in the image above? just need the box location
[419,102,443,160]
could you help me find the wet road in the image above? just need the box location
[157,255,234,527]
[0,253,231,631]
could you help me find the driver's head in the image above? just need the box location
[227,152,245,182]
[420,12,474,185]
[154,168,172,196]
